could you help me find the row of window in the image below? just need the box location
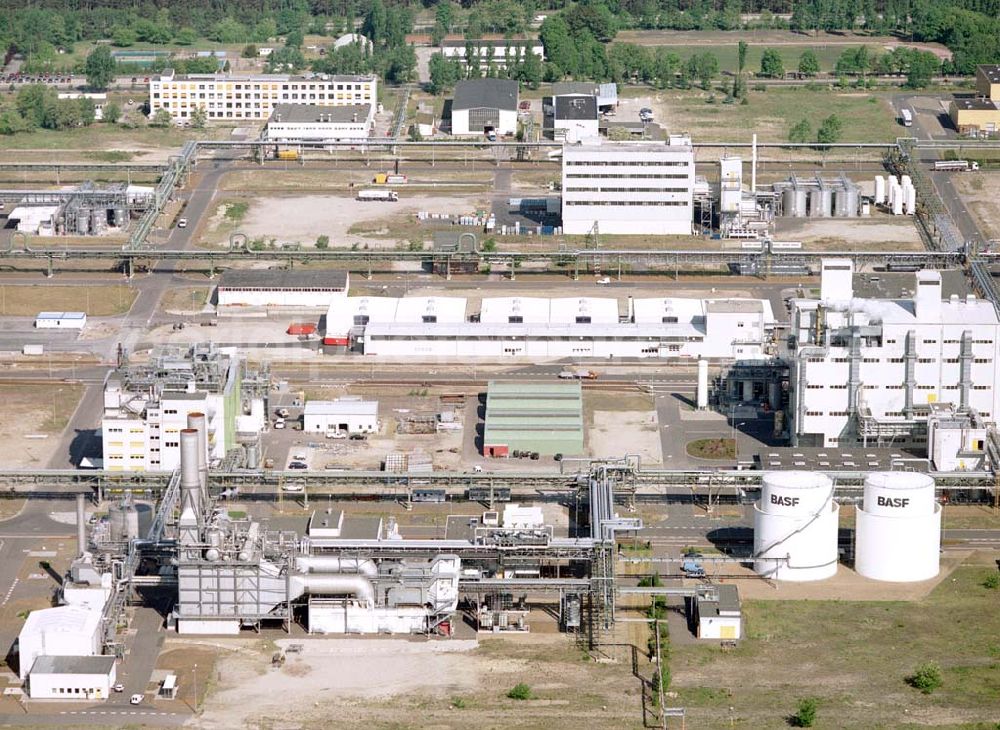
[565,160,689,167]
[564,200,689,206]
[156,82,371,92]
[808,356,993,364]
[564,187,689,193]
[565,173,688,179]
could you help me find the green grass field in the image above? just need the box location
[672,564,1000,728]
[652,86,901,143]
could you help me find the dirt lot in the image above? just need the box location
[773,215,923,250]
[953,171,1000,242]
[0,384,83,468]
[587,393,662,465]
[201,194,491,248]
[670,562,1000,728]
[0,284,136,316]
[159,286,212,315]
[196,634,646,730]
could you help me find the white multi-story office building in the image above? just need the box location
[149,70,377,122]
[100,346,245,472]
[788,259,1000,447]
[561,136,695,236]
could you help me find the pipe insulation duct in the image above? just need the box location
[289,574,374,605]
[75,493,86,557]
[294,557,378,578]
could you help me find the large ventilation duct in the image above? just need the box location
[294,557,378,578]
[187,412,209,498]
[289,574,374,605]
[75,493,87,558]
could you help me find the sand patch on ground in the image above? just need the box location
[589,409,662,465]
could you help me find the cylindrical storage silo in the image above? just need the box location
[76,212,90,235]
[794,188,807,218]
[753,471,839,581]
[781,187,796,217]
[809,189,824,217]
[874,175,886,205]
[108,503,127,542]
[834,188,849,217]
[854,472,940,582]
[767,381,781,410]
[845,187,859,217]
[124,503,140,540]
[903,184,916,215]
[697,359,709,409]
[819,187,833,217]
[892,187,904,215]
[114,207,126,227]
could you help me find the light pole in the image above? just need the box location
[192,663,198,714]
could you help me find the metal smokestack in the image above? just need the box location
[76,493,87,558]
[187,412,209,498]
[180,428,202,522]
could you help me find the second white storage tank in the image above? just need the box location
[753,471,839,582]
[854,472,940,582]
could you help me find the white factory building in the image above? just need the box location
[217,269,349,309]
[303,398,379,435]
[17,605,103,681]
[324,294,773,359]
[451,78,518,137]
[788,259,1000,448]
[26,656,117,700]
[264,103,374,142]
[545,95,599,143]
[561,136,695,236]
[149,70,377,122]
[101,346,245,472]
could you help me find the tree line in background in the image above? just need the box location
[1,0,998,80]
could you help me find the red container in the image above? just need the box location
[287,323,316,335]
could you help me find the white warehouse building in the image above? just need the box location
[17,605,103,680]
[303,399,379,435]
[324,294,773,359]
[217,269,349,309]
[561,136,695,236]
[788,259,1000,448]
[264,103,374,142]
[451,79,518,137]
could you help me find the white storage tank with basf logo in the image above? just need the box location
[854,472,940,582]
[753,471,839,581]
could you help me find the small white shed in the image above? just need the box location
[27,655,116,700]
[695,584,742,640]
[35,312,87,329]
[303,399,379,435]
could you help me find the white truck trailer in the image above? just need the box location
[357,189,399,202]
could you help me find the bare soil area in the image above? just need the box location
[0,384,83,468]
[953,171,1000,242]
[204,194,490,248]
[590,409,662,465]
[774,215,923,249]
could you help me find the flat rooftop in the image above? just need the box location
[979,64,1000,83]
[158,71,373,83]
[31,655,115,675]
[755,447,926,472]
[268,103,371,124]
[952,98,999,111]
[218,269,348,290]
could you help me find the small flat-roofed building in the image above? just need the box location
[8,205,60,235]
[695,585,742,640]
[451,79,518,136]
[975,64,1000,100]
[544,95,599,143]
[483,381,584,457]
[27,655,117,700]
[217,269,349,308]
[949,97,1000,136]
[35,312,86,329]
[303,398,379,435]
[264,103,374,142]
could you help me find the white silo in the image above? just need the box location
[697,359,709,409]
[891,183,904,215]
[903,184,916,215]
[753,471,839,582]
[874,175,886,205]
[854,472,940,582]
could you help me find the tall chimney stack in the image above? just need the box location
[76,493,87,558]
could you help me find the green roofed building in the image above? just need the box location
[483,381,584,458]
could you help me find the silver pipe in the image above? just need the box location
[289,574,374,605]
[75,493,86,557]
[294,556,377,578]
[187,412,209,497]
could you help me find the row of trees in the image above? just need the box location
[427,45,543,94]
[0,84,96,135]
